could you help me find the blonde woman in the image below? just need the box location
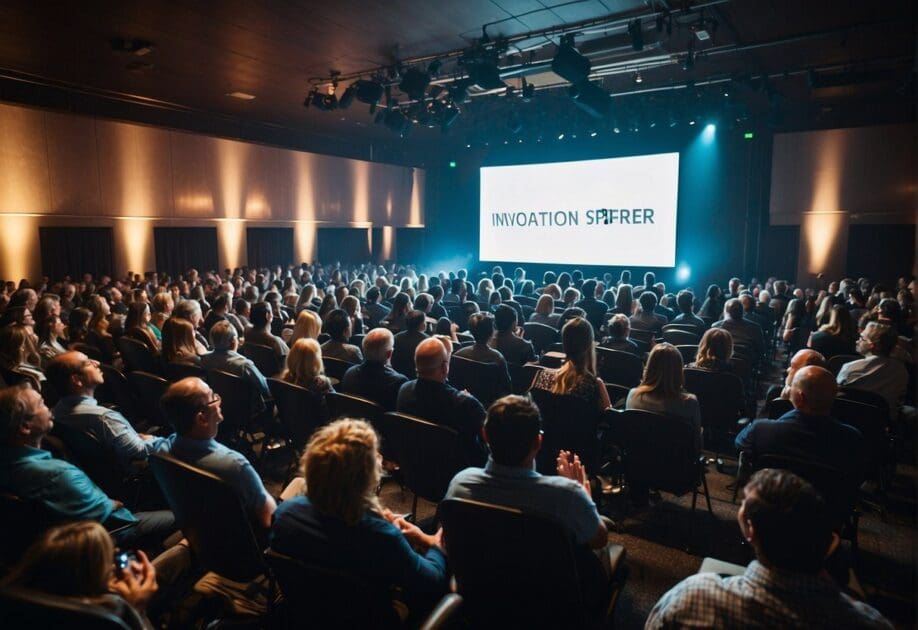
[271,418,447,613]
[529,294,560,327]
[531,317,611,411]
[689,328,733,373]
[289,309,321,346]
[626,342,701,452]
[282,338,334,395]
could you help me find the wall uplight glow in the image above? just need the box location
[0,215,38,280]
[294,221,316,264]
[381,226,394,261]
[218,219,246,270]
[352,161,370,225]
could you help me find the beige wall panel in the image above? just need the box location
[0,103,50,213]
[170,131,220,219]
[243,143,290,220]
[97,119,174,217]
[45,110,102,215]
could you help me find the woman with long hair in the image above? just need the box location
[689,328,734,373]
[160,317,201,366]
[271,419,447,616]
[698,284,723,320]
[808,303,856,359]
[67,306,92,346]
[528,294,560,327]
[37,314,68,366]
[611,284,633,316]
[531,317,611,411]
[289,309,322,346]
[781,298,811,354]
[384,293,411,333]
[2,521,157,630]
[150,292,173,339]
[86,295,117,363]
[317,293,338,321]
[0,324,45,388]
[282,338,334,395]
[626,343,701,452]
[125,302,159,353]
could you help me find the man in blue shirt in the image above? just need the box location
[47,351,166,473]
[0,385,175,547]
[200,321,271,415]
[157,377,276,530]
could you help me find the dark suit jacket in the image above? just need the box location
[575,297,609,333]
[391,329,428,378]
[734,409,865,483]
[672,312,708,335]
[339,361,409,411]
[454,343,512,397]
[491,332,536,366]
[396,378,488,466]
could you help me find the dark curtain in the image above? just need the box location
[154,227,218,275]
[396,228,425,265]
[246,227,294,268]
[316,228,371,263]
[847,224,915,285]
[39,227,114,280]
[758,225,799,282]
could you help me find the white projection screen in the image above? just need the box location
[480,152,680,267]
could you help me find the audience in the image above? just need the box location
[600,313,641,356]
[630,291,665,335]
[532,317,611,411]
[390,309,428,379]
[36,313,67,366]
[245,302,289,362]
[671,289,706,335]
[320,308,363,363]
[492,304,536,365]
[339,328,409,411]
[689,328,733,373]
[454,312,512,396]
[712,298,765,360]
[160,317,201,367]
[200,321,271,414]
[837,321,908,421]
[282,338,334,395]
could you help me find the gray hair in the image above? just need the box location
[173,300,201,321]
[209,320,238,351]
[362,328,394,363]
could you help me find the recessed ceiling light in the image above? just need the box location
[227,91,256,100]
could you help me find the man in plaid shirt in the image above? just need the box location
[645,469,892,629]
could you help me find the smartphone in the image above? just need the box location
[114,550,138,577]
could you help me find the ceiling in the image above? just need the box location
[0,0,913,158]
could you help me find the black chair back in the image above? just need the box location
[70,342,103,363]
[322,356,355,381]
[529,388,602,475]
[629,328,655,347]
[348,333,366,347]
[827,354,861,375]
[448,355,502,408]
[607,409,700,496]
[268,378,327,450]
[830,397,887,464]
[838,387,890,420]
[420,594,464,630]
[127,371,170,428]
[514,295,537,307]
[676,344,699,365]
[149,452,265,581]
[604,382,630,407]
[264,549,400,630]
[116,337,159,374]
[325,392,388,455]
[523,322,560,355]
[683,367,745,450]
[207,369,258,445]
[240,342,281,378]
[662,323,699,333]
[662,329,700,345]
[50,416,131,502]
[438,498,587,628]
[97,364,140,422]
[0,587,132,630]
[162,361,206,382]
[509,363,545,394]
[596,347,643,388]
[0,492,55,565]
[381,412,467,504]
[766,397,794,419]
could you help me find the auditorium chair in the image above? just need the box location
[683,367,746,459]
[529,388,604,476]
[322,356,355,382]
[662,323,700,334]
[116,337,159,374]
[628,328,655,350]
[662,328,700,346]
[162,361,206,382]
[268,377,330,479]
[96,364,140,424]
[509,362,545,394]
[207,369,265,459]
[325,392,390,459]
[438,498,626,629]
[264,548,400,630]
[448,355,504,408]
[523,322,560,355]
[240,342,281,379]
[595,347,643,388]
[127,371,170,430]
[675,344,698,366]
[420,594,464,630]
[827,354,862,376]
[604,382,630,408]
[380,412,467,518]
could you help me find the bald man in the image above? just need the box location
[765,348,827,403]
[736,366,865,483]
[339,327,409,410]
[396,337,488,466]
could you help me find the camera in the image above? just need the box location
[114,550,138,577]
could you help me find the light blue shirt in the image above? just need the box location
[445,457,600,546]
[53,395,166,470]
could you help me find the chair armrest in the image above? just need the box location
[604,542,626,579]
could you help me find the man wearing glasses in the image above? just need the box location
[157,378,276,531]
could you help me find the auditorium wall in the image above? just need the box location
[0,102,424,281]
[769,124,916,286]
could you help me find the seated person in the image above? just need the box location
[0,385,175,548]
[200,321,271,415]
[445,395,612,617]
[671,290,707,336]
[626,343,701,453]
[397,338,488,466]
[736,366,865,486]
[157,377,276,530]
[646,469,892,629]
[532,317,612,412]
[629,291,666,335]
[712,298,766,360]
[1,521,159,630]
[339,328,409,411]
[271,419,448,617]
[837,321,908,422]
[160,317,202,367]
[454,312,511,397]
[765,348,827,404]
[390,310,429,379]
[491,304,536,366]
[47,351,165,472]
[320,308,363,364]
[244,302,289,363]
[600,314,641,356]
[528,294,561,328]
[688,328,734,373]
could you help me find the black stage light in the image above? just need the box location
[399,67,430,100]
[468,61,506,90]
[384,108,412,136]
[568,81,611,119]
[628,19,644,51]
[338,85,356,109]
[551,42,591,84]
[351,79,384,111]
[312,89,337,111]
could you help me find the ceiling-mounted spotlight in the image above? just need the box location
[384,108,412,137]
[339,85,356,109]
[303,88,317,109]
[568,81,611,119]
[551,38,591,84]
[633,72,643,84]
[628,19,644,51]
[468,61,506,90]
[347,79,384,113]
[311,85,338,111]
[399,67,431,100]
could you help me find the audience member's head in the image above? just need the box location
[676,290,695,314]
[484,395,542,467]
[284,338,324,387]
[209,320,238,351]
[160,377,222,438]
[494,304,517,334]
[250,302,272,329]
[0,385,50,447]
[739,468,832,574]
[405,309,426,333]
[324,308,352,342]
[784,349,827,390]
[581,279,597,300]
[467,312,495,345]
[724,298,744,321]
[636,343,685,399]
[789,365,837,415]
[301,418,382,525]
[173,299,202,327]
[858,321,897,357]
[694,328,733,369]
[362,328,394,364]
[45,351,102,396]
[638,290,657,314]
[608,313,630,339]
[291,309,321,344]
[535,294,554,316]
[415,337,448,382]
[161,317,197,362]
